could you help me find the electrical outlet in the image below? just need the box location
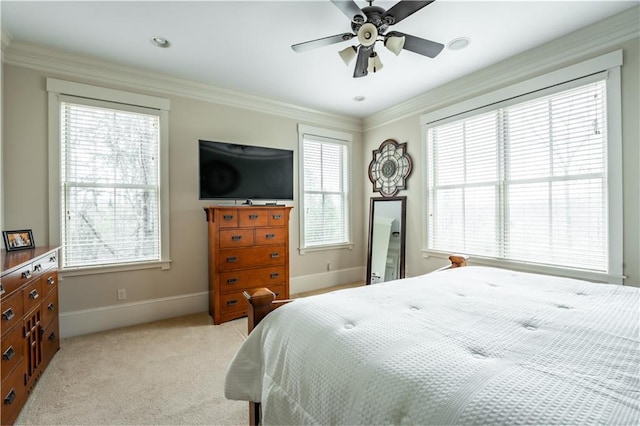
[117,288,126,301]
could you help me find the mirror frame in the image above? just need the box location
[366,196,407,285]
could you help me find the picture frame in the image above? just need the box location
[3,229,35,251]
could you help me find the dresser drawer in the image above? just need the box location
[255,227,286,246]
[22,278,43,314]
[0,363,26,426]
[268,208,287,226]
[218,245,286,271]
[219,229,254,248]
[238,209,269,227]
[1,263,33,299]
[31,257,50,276]
[42,288,59,330]
[33,252,58,271]
[1,324,24,385]
[42,270,58,296]
[41,317,60,371]
[218,208,238,228]
[219,266,286,293]
[1,291,24,336]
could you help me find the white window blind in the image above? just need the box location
[301,135,350,248]
[427,78,608,272]
[60,100,162,268]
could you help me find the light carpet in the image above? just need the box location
[16,313,249,425]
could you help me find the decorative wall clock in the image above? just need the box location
[368,139,413,197]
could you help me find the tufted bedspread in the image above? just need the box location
[224,266,640,425]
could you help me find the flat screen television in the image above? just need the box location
[199,139,294,201]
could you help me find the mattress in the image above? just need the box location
[225,266,640,425]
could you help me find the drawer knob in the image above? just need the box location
[226,256,238,263]
[266,233,275,239]
[34,264,43,272]
[50,255,57,262]
[22,270,32,280]
[231,235,242,241]
[227,299,238,306]
[49,332,57,341]
[0,284,4,296]
[272,214,282,219]
[270,272,280,279]
[48,277,55,286]
[2,346,15,361]
[270,252,280,259]
[226,278,238,285]
[223,215,234,221]
[48,303,56,311]
[4,389,16,405]
[29,290,39,300]
[274,292,280,297]
[2,308,15,321]
[249,214,259,220]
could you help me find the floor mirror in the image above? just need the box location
[366,196,407,285]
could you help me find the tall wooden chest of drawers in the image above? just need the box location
[205,206,292,325]
[1,246,60,425]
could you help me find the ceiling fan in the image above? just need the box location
[292,0,444,78]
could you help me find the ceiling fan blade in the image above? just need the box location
[353,45,373,78]
[387,31,444,58]
[383,0,435,25]
[331,0,365,23]
[291,33,354,53]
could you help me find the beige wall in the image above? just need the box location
[2,64,365,321]
[363,34,640,286]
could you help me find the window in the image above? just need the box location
[298,125,352,252]
[423,52,623,282]
[47,79,170,272]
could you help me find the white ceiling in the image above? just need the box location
[1,1,636,118]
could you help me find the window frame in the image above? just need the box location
[420,51,623,284]
[298,124,354,254]
[47,78,171,275]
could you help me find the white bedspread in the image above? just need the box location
[225,266,640,425]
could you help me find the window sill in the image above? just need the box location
[60,260,172,277]
[421,250,625,285]
[299,243,354,255]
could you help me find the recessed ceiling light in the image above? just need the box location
[353,96,365,102]
[448,37,470,51]
[150,36,170,48]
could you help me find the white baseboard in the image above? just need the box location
[59,291,209,338]
[290,267,366,295]
[59,267,365,338]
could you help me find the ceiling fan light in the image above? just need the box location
[367,52,383,73]
[385,35,405,56]
[339,46,358,65]
[357,23,378,47]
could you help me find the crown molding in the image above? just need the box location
[363,5,640,131]
[2,40,362,132]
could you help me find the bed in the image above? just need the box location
[224,259,640,425]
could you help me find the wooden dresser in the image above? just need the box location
[205,206,292,325]
[0,246,60,425]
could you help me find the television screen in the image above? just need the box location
[199,140,294,201]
